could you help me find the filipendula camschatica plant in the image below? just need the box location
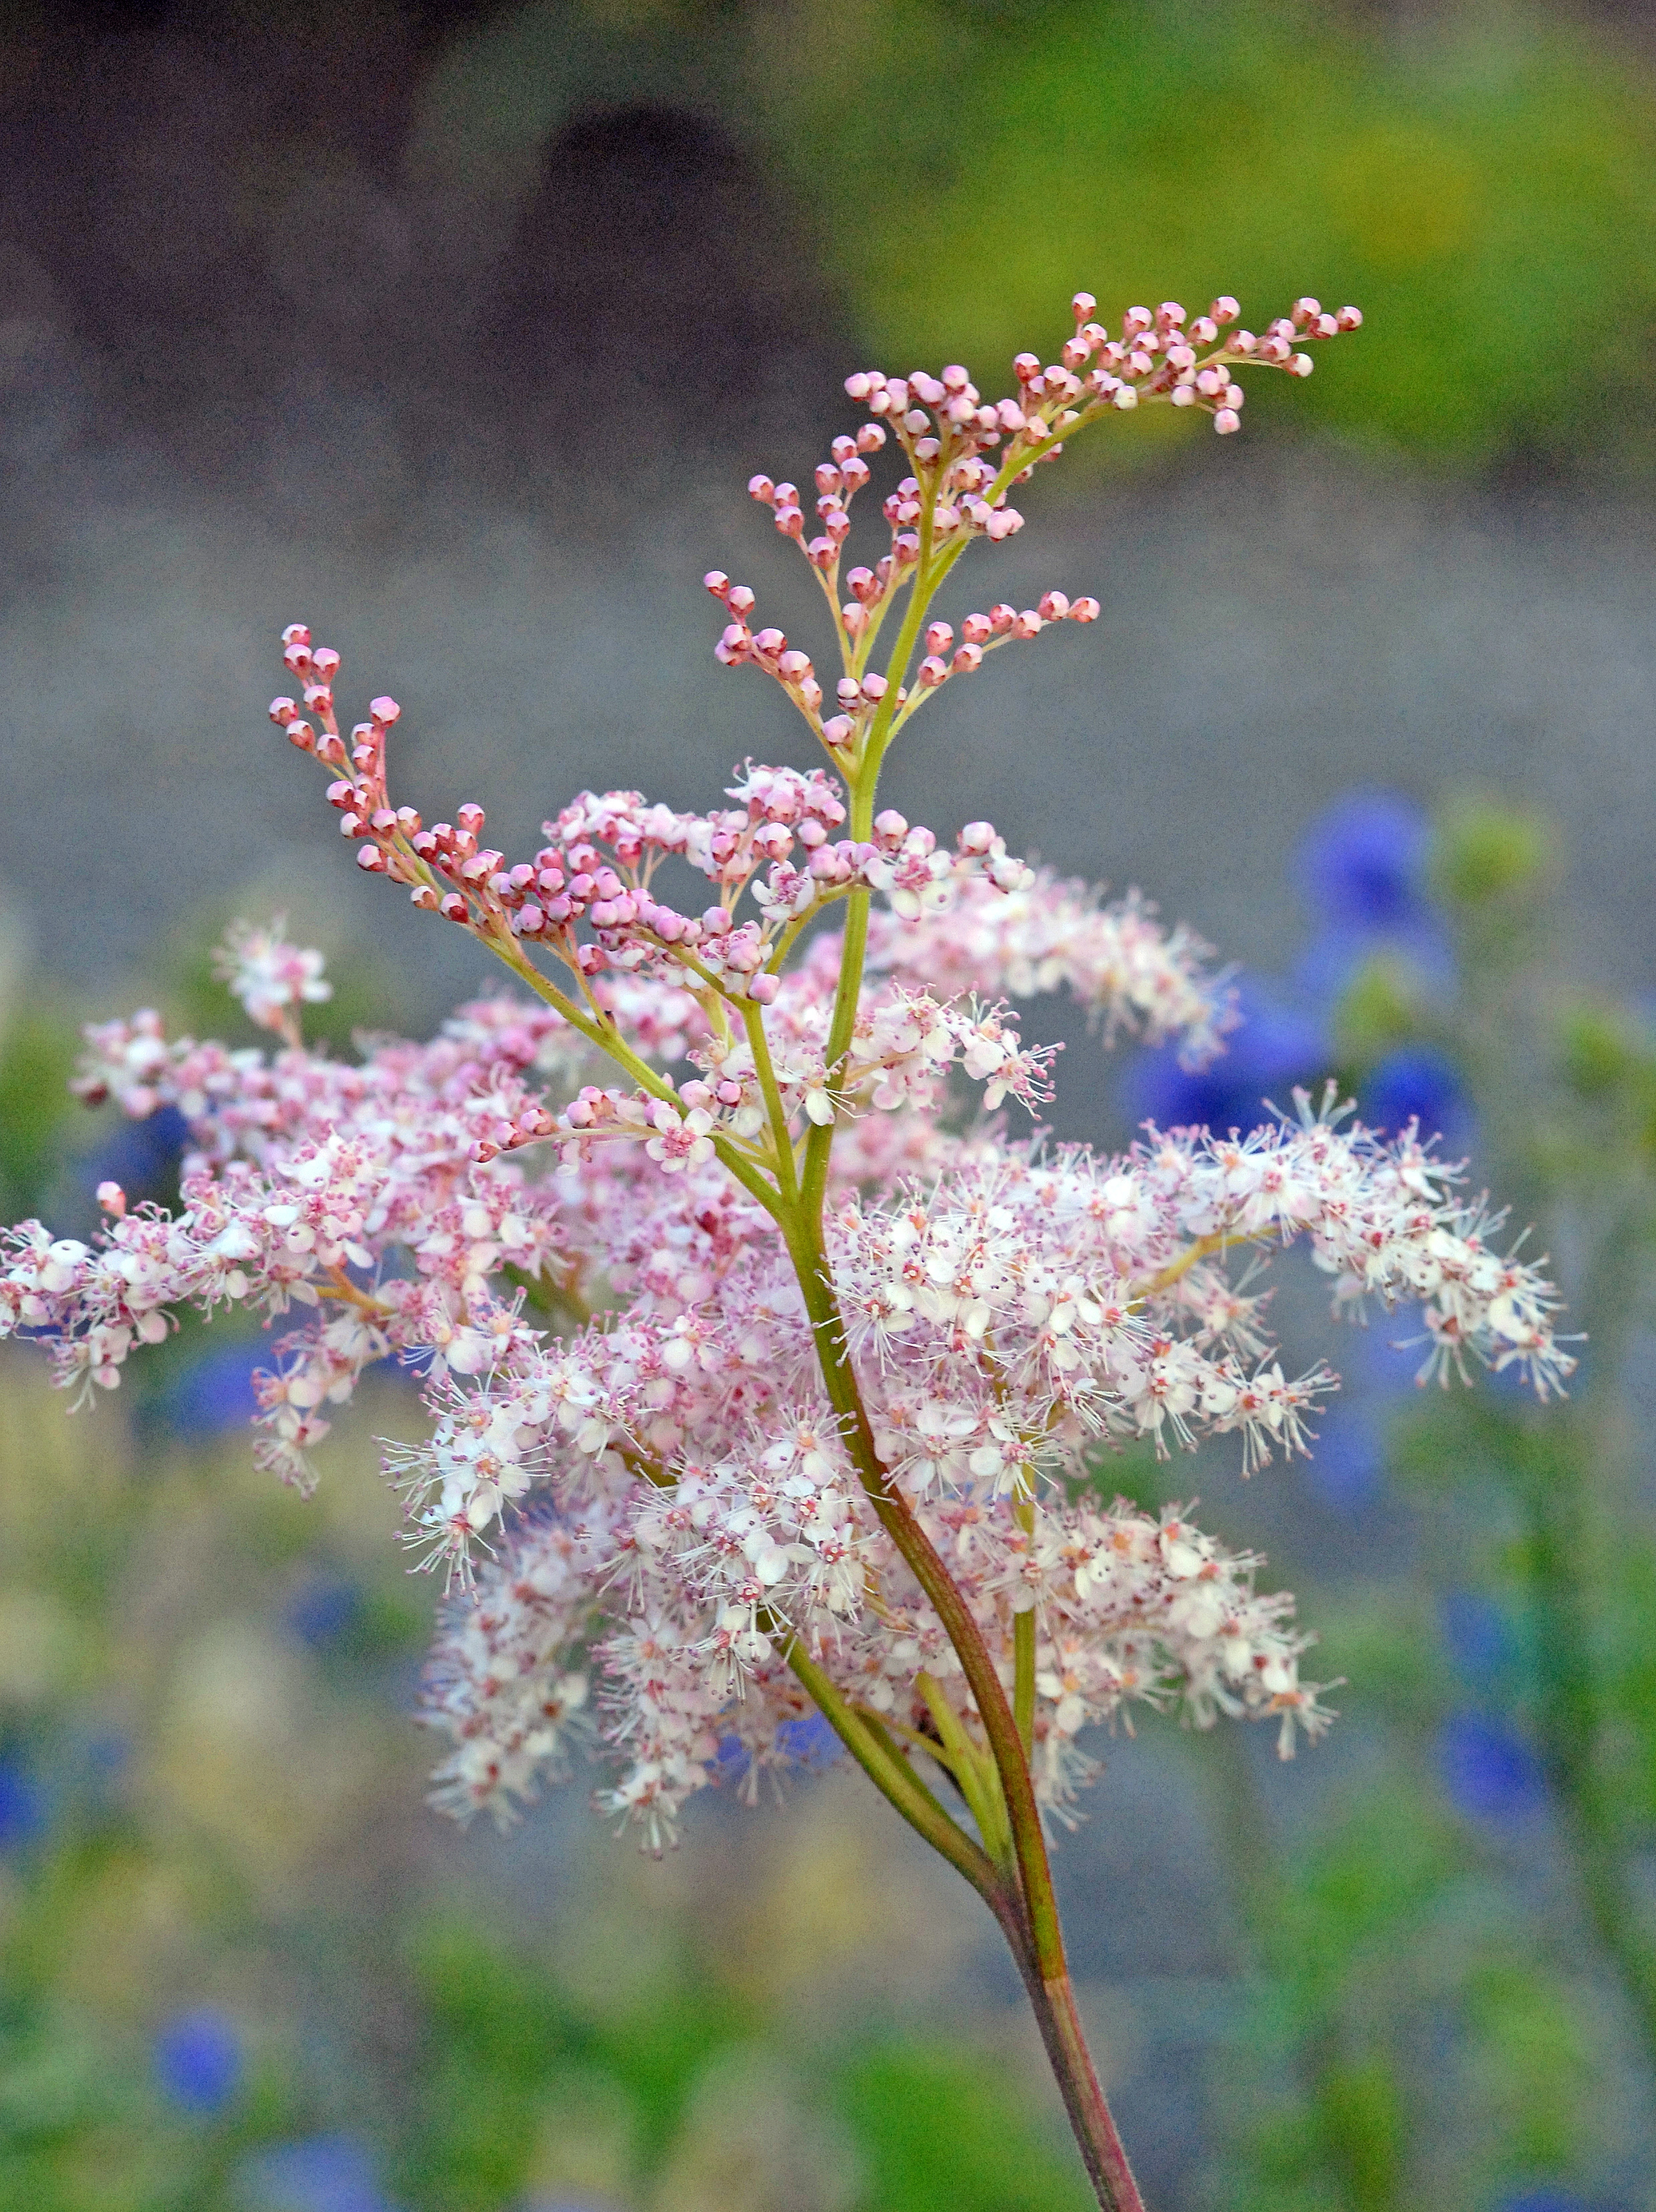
[0,293,1577,2209]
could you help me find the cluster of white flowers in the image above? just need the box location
[211,916,333,1035]
[1,776,1572,1843]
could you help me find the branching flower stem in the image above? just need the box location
[472,504,1147,2209]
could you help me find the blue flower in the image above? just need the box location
[1360,1047,1469,1147]
[154,2006,242,2115]
[1497,2193,1589,2212]
[284,1574,366,1652]
[1439,1710,1545,1823]
[83,1103,190,1206]
[240,2134,401,2212]
[1440,1593,1512,1690]
[157,1341,265,1439]
[0,1757,45,1851]
[1297,792,1430,930]
[777,1711,841,1768]
[1124,981,1326,1133]
[1302,1403,1384,1511]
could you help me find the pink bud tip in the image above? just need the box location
[747,972,780,1004]
[268,696,296,725]
[1038,591,1070,621]
[703,570,730,596]
[727,584,755,616]
[1072,291,1096,319]
[280,623,311,648]
[370,695,401,725]
[960,821,995,854]
[844,373,872,400]
[1214,409,1241,434]
[1211,296,1240,325]
[1337,305,1363,331]
[1068,597,1100,622]
[96,1181,126,1218]
[822,715,855,747]
[917,657,948,687]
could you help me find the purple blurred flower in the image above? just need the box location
[1303,1402,1384,1510]
[284,1573,365,1651]
[154,2006,242,2114]
[1360,1047,1469,1147]
[1298,792,1430,930]
[0,1757,44,1850]
[1439,1710,1544,1823]
[1124,981,1326,1134]
[241,2135,401,2212]
[1440,1593,1512,1690]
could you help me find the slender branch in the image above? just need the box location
[740,998,801,1204]
[775,1618,1007,1911]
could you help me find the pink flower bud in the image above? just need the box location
[457,803,485,836]
[287,721,315,753]
[1290,353,1314,378]
[778,650,813,681]
[1188,316,1218,345]
[923,622,954,655]
[844,373,873,399]
[1068,597,1100,622]
[1214,409,1241,435]
[280,622,311,648]
[1292,297,1321,326]
[97,1181,126,1218]
[822,715,855,747]
[856,423,886,452]
[1012,610,1043,639]
[702,569,730,598]
[1337,305,1363,331]
[959,821,995,853]
[775,506,804,538]
[1072,291,1096,320]
[747,972,779,1004]
[312,646,341,681]
[1038,591,1070,621]
[753,627,786,659]
[1123,306,1153,334]
[357,845,388,872]
[917,656,948,687]
[952,643,983,673]
[1012,353,1041,383]
[268,696,297,725]
[749,474,776,504]
[1211,295,1240,325]
[1159,301,1185,325]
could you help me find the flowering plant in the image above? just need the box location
[0,291,1575,2209]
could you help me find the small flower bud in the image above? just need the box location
[702,569,730,598]
[1214,408,1241,434]
[923,622,954,655]
[749,474,776,504]
[1072,291,1096,320]
[268,695,297,725]
[917,656,948,688]
[1337,305,1364,331]
[822,715,855,747]
[370,695,401,727]
[726,584,756,616]
[1290,353,1314,377]
[1038,591,1070,621]
[1068,597,1100,622]
[961,612,992,646]
[280,622,311,649]
[952,643,983,673]
[97,1181,126,1218]
[856,423,886,452]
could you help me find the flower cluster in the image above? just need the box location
[8,290,1559,1896]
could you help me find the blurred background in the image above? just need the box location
[6,0,1656,2205]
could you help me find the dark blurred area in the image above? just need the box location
[8,3,1656,2209]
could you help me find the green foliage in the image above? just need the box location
[1431,798,1553,912]
[0,1006,80,1222]
[760,0,1656,475]
[837,2043,1093,2212]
